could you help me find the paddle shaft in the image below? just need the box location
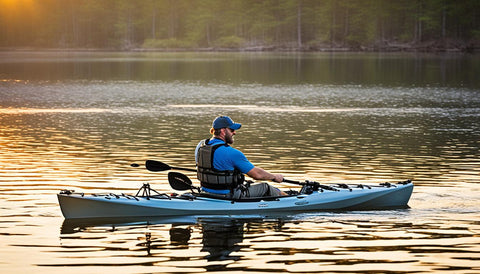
[171,166,196,172]
[282,178,302,185]
[148,160,294,182]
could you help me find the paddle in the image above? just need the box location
[143,160,329,188]
[168,171,198,191]
[142,160,342,193]
[145,160,197,173]
[145,160,296,184]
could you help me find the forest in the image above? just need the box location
[1,0,479,52]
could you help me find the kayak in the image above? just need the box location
[57,179,414,219]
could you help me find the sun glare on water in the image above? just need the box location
[1,0,33,8]
[0,0,37,16]
[0,108,114,114]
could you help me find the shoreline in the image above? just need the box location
[1,41,479,54]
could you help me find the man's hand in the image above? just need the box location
[272,173,284,183]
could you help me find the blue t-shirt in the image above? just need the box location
[195,138,255,174]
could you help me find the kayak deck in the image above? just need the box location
[58,180,413,219]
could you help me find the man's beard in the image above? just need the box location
[225,132,234,144]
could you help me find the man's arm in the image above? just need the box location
[247,167,284,183]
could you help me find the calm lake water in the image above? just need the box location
[0,51,479,273]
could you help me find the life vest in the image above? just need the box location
[196,138,244,190]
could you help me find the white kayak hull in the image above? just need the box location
[58,181,413,219]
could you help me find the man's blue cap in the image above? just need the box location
[212,116,242,130]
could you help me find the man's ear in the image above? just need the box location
[220,128,228,137]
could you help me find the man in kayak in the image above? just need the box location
[195,116,286,198]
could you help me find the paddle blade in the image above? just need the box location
[168,172,194,191]
[145,160,171,172]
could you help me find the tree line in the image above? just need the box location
[1,0,478,51]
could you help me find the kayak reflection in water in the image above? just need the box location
[166,219,245,261]
[169,226,191,246]
[200,219,244,261]
[195,116,287,199]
